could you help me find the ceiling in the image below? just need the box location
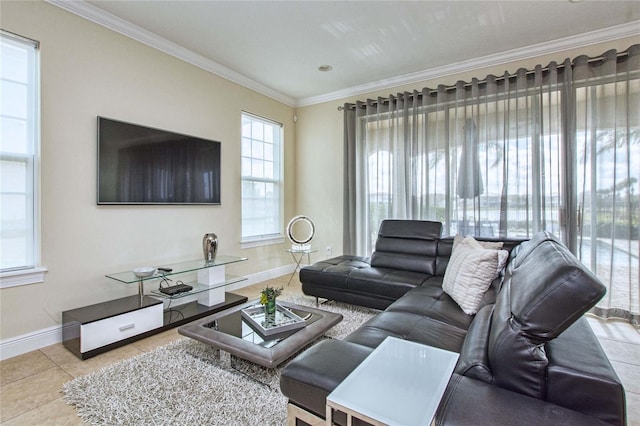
[50,1,640,106]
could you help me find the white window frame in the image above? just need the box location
[240,112,284,248]
[0,30,46,288]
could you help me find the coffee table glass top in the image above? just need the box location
[202,302,322,347]
[178,300,343,368]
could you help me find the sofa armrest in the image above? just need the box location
[435,374,608,426]
[546,318,626,425]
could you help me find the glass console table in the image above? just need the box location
[61,255,250,360]
[106,255,248,306]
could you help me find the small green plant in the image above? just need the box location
[260,285,283,305]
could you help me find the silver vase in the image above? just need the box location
[202,233,218,263]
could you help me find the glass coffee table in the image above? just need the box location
[178,300,342,368]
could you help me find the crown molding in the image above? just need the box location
[45,0,297,107]
[45,0,638,109]
[296,20,640,107]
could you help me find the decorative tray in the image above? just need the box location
[241,304,307,336]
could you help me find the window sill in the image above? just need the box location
[0,267,48,288]
[241,236,285,249]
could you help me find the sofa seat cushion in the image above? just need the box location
[436,374,609,426]
[345,314,467,353]
[279,339,373,418]
[344,296,469,353]
[545,318,626,425]
[300,255,370,287]
[385,285,477,332]
[301,254,433,310]
[346,267,430,299]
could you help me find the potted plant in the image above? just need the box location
[260,285,283,314]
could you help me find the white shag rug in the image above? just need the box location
[62,296,378,425]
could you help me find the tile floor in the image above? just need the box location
[1,275,639,425]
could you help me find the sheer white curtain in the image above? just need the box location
[346,65,569,254]
[574,46,640,324]
[343,45,639,324]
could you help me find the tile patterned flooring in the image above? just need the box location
[1,275,639,425]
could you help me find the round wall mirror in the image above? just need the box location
[287,215,315,247]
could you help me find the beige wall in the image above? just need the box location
[294,36,640,259]
[0,1,296,340]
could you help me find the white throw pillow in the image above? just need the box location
[452,234,504,252]
[443,236,509,315]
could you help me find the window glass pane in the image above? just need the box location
[0,42,28,82]
[241,117,252,137]
[251,121,263,141]
[263,160,274,180]
[241,157,251,177]
[241,137,252,157]
[264,143,273,162]
[0,192,32,270]
[251,158,264,178]
[0,117,28,154]
[264,124,274,143]
[251,140,264,160]
[1,81,28,119]
[1,159,27,192]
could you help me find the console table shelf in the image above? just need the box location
[105,256,247,285]
[62,255,249,360]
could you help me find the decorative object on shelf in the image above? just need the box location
[202,233,218,263]
[287,215,315,250]
[133,267,156,278]
[260,285,283,314]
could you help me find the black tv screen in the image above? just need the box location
[97,117,221,205]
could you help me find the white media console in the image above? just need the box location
[62,255,248,359]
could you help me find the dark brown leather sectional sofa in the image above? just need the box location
[280,220,626,425]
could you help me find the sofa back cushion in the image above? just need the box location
[487,283,550,399]
[370,220,442,275]
[509,232,606,341]
[487,231,606,399]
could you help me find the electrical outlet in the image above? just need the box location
[325,246,333,257]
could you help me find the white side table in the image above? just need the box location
[286,247,317,285]
[326,337,459,426]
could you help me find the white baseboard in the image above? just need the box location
[0,325,62,361]
[0,264,298,361]
[227,263,296,290]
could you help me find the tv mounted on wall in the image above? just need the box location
[97,117,221,205]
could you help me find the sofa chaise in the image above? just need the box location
[280,220,626,425]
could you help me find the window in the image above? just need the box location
[0,31,45,287]
[352,87,566,254]
[241,112,283,245]
[345,46,639,324]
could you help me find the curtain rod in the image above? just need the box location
[337,48,633,111]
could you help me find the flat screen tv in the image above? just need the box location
[97,117,221,205]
